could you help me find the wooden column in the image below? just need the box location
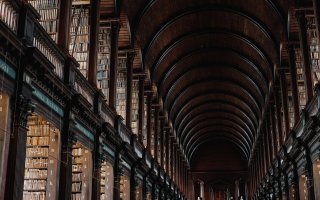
[57,0,72,51]
[159,117,164,167]
[287,44,300,123]
[262,132,268,174]
[270,102,277,159]
[109,21,120,110]
[113,151,122,200]
[296,10,314,102]
[88,0,100,85]
[154,106,159,161]
[138,75,145,143]
[125,52,134,128]
[91,130,102,200]
[4,34,35,199]
[165,129,170,173]
[171,139,174,179]
[4,95,34,200]
[146,93,152,152]
[265,118,273,168]
[130,166,137,200]
[279,70,290,138]
[274,88,284,146]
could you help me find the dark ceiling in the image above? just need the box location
[122,0,290,169]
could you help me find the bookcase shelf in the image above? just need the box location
[306,15,320,88]
[71,142,91,200]
[294,48,307,111]
[143,96,148,147]
[120,175,130,200]
[97,27,111,101]
[100,160,113,200]
[132,79,139,134]
[116,57,127,121]
[28,0,59,43]
[69,0,91,78]
[23,115,60,200]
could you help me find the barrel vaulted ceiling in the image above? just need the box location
[122,0,290,167]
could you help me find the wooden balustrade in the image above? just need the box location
[33,22,65,78]
[74,69,94,106]
[0,0,18,33]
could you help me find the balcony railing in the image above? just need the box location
[118,122,132,144]
[33,21,64,79]
[74,69,94,106]
[0,0,18,33]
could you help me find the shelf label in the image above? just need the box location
[0,59,16,79]
[32,87,64,117]
[103,144,115,157]
[75,121,94,141]
[121,159,131,171]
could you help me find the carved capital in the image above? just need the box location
[16,95,35,128]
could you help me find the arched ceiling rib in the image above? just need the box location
[122,0,289,164]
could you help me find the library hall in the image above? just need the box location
[0,0,320,199]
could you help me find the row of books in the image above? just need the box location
[72,182,82,192]
[23,191,46,200]
[24,180,46,190]
[26,147,49,157]
[97,79,109,89]
[37,9,58,21]
[24,169,47,179]
[27,136,50,146]
[25,158,48,168]
[29,0,59,9]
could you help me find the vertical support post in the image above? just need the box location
[287,44,300,123]
[126,52,134,128]
[88,0,100,85]
[279,70,290,137]
[296,10,314,102]
[109,21,120,110]
[58,0,72,51]
[154,106,159,161]
[138,75,145,143]
[146,93,152,152]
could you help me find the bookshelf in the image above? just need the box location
[306,15,320,87]
[0,92,9,191]
[313,161,320,199]
[298,175,308,200]
[150,108,155,158]
[23,115,60,200]
[97,27,111,101]
[100,161,113,200]
[120,175,130,200]
[116,57,127,121]
[286,73,295,129]
[157,119,161,164]
[146,191,152,200]
[69,0,91,78]
[131,79,139,134]
[135,183,143,200]
[28,0,59,43]
[288,183,296,200]
[143,96,147,147]
[72,142,92,200]
[295,48,307,111]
